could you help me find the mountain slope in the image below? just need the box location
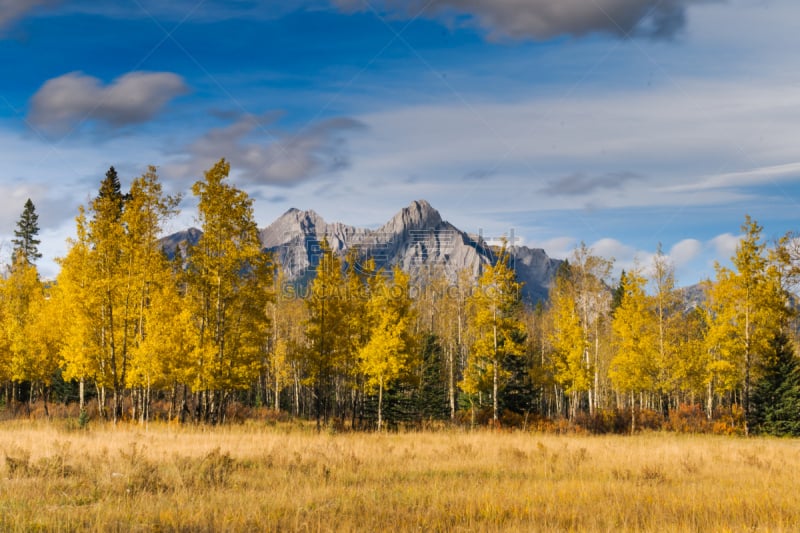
[164,200,561,304]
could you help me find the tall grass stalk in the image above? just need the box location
[1,421,798,531]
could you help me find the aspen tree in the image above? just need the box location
[461,244,525,423]
[650,245,682,409]
[609,268,657,433]
[87,167,129,420]
[186,158,272,423]
[359,266,416,430]
[3,253,46,406]
[56,207,100,412]
[546,245,612,418]
[23,278,60,414]
[704,217,788,433]
[266,261,302,412]
[547,262,589,419]
[303,238,346,429]
[121,167,180,421]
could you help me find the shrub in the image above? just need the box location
[666,403,711,433]
[573,409,629,434]
[637,409,664,431]
[178,448,237,488]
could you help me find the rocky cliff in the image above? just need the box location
[164,200,561,304]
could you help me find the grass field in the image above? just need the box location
[0,420,798,531]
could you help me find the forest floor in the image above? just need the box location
[0,419,798,531]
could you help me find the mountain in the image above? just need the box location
[164,200,561,304]
[511,245,563,303]
[260,207,369,282]
[160,227,202,259]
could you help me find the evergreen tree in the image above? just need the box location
[461,243,525,423]
[12,199,42,265]
[359,266,417,431]
[417,334,449,421]
[611,270,626,315]
[97,166,126,216]
[704,216,788,433]
[303,238,347,429]
[751,333,800,436]
[500,332,536,417]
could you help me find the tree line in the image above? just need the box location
[2,159,800,434]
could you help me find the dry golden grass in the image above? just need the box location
[0,420,798,531]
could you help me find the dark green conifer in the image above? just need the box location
[12,198,42,265]
[751,333,800,436]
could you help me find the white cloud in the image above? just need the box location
[669,239,703,268]
[29,71,188,135]
[662,161,800,194]
[589,238,637,264]
[343,79,800,215]
[526,237,577,260]
[709,233,740,261]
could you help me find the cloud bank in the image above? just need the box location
[171,113,364,186]
[333,0,707,40]
[541,171,643,196]
[29,71,188,134]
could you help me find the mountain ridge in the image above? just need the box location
[163,200,561,303]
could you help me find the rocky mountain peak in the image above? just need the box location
[380,199,443,235]
[163,199,562,304]
[261,207,328,248]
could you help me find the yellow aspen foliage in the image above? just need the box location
[461,244,525,423]
[126,272,194,394]
[303,237,347,428]
[704,216,788,431]
[56,207,101,410]
[338,249,374,397]
[649,246,684,402]
[120,167,181,415]
[186,159,272,422]
[3,254,47,387]
[267,262,304,410]
[359,266,417,430]
[23,281,61,392]
[545,243,612,419]
[609,268,657,430]
[547,266,590,413]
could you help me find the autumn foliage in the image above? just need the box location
[1,160,799,435]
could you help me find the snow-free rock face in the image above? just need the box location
[511,245,563,303]
[260,207,369,280]
[162,200,562,304]
[378,199,443,236]
[160,227,202,259]
[371,200,490,278]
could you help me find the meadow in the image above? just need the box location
[0,420,798,531]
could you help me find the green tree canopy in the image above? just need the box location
[12,198,42,266]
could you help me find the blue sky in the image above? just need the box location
[1,0,799,284]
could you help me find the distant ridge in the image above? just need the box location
[163,200,562,303]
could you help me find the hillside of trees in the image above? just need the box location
[3,159,800,435]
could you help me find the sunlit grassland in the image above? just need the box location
[0,420,798,531]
